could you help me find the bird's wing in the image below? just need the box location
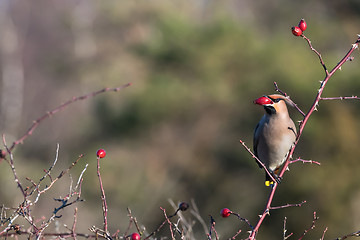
[253,122,263,169]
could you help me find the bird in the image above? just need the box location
[253,94,297,186]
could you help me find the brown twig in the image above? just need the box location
[283,217,293,240]
[270,200,306,210]
[97,156,109,235]
[30,153,85,204]
[72,207,78,240]
[290,157,321,166]
[230,211,254,230]
[2,83,132,156]
[298,212,318,240]
[320,227,328,240]
[239,140,279,184]
[337,229,360,239]
[302,34,329,75]
[207,215,219,240]
[143,204,184,240]
[320,96,360,101]
[124,207,142,237]
[2,135,26,198]
[231,229,242,239]
[274,82,306,117]
[160,207,175,240]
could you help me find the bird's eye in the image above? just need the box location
[273,98,281,103]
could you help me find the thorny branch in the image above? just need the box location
[247,34,360,240]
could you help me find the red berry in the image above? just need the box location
[131,233,141,240]
[298,19,307,32]
[96,149,106,158]
[291,26,303,36]
[220,208,231,218]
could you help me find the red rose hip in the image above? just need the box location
[131,233,141,240]
[220,208,231,218]
[291,26,303,36]
[298,19,307,32]
[96,149,106,158]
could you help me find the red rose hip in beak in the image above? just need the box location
[254,96,273,105]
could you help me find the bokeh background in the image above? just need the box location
[1,1,360,239]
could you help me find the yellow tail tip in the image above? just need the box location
[265,181,274,187]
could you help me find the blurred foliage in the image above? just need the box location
[1,0,360,239]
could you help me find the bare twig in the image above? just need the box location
[161,207,175,240]
[144,217,167,240]
[2,135,26,198]
[3,83,132,156]
[230,211,254,230]
[97,156,109,235]
[302,34,329,75]
[207,215,219,240]
[320,227,328,240]
[232,229,242,240]
[298,212,318,240]
[320,96,360,101]
[283,217,293,240]
[270,200,307,210]
[31,154,85,204]
[337,229,360,239]
[125,207,141,237]
[290,157,321,166]
[239,140,279,184]
[274,82,306,117]
[71,208,78,240]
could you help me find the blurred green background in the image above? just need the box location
[0,0,360,239]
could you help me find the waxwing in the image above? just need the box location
[253,94,297,186]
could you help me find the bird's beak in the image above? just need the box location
[253,96,273,105]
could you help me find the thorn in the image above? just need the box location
[258,215,262,218]
[339,66,342,71]
[247,231,252,234]
[352,43,359,49]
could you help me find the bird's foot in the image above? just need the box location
[265,170,281,186]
